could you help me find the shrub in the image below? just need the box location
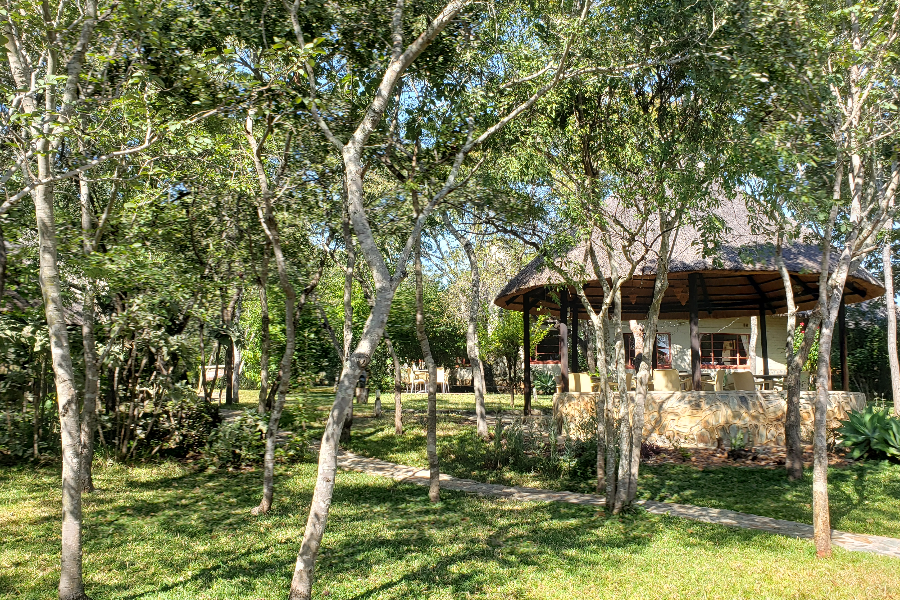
[837,405,900,461]
[532,370,556,395]
[202,409,307,469]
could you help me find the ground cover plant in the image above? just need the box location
[3,460,900,600]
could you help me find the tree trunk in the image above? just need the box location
[79,283,98,494]
[612,316,634,513]
[608,287,625,507]
[340,207,356,441]
[288,2,478,593]
[885,231,900,416]
[224,341,234,405]
[252,280,294,514]
[415,241,440,502]
[775,235,819,480]
[257,248,271,414]
[251,192,297,515]
[35,167,89,599]
[78,172,99,494]
[442,212,488,438]
[386,336,403,435]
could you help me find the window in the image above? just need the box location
[623,333,672,369]
[700,333,750,368]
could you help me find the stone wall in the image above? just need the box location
[553,390,866,448]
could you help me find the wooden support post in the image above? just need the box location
[839,297,849,391]
[689,273,702,391]
[523,292,532,415]
[759,304,769,376]
[559,293,569,392]
[571,297,579,373]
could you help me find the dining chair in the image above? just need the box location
[435,367,448,393]
[703,370,725,391]
[651,369,681,392]
[731,370,756,391]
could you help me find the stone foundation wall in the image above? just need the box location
[553,390,866,448]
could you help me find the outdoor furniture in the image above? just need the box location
[703,370,725,391]
[435,367,449,393]
[754,374,785,391]
[402,367,415,393]
[568,372,594,392]
[731,370,756,391]
[652,369,682,392]
[412,370,429,393]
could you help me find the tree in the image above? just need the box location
[282,1,592,594]
[885,224,900,416]
[442,212,490,437]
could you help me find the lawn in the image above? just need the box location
[3,460,900,600]
[329,407,900,540]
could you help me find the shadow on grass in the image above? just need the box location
[637,460,900,537]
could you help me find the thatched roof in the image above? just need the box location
[495,198,884,320]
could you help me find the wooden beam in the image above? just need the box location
[790,274,817,297]
[698,273,714,316]
[747,275,775,313]
[559,293,569,392]
[689,273,702,390]
[523,292,532,414]
[571,296,579,373]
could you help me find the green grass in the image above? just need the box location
[336,414,900,540]
[3,460,899,599]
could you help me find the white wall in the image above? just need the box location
[658,315,788,374]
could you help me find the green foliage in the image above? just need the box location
[202,408,307,469]
[837,406,900,461]
[480,309,548,392]
[793,325,819,375]
[532,370,557,395]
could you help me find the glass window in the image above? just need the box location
[623,333,671,369]
[700,333,750,368]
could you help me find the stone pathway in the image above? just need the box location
[333,449,900,559]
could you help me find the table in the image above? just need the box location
[753,374,785,391]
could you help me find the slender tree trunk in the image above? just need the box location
[224,341,234,405]
[35,170,89,599]
[775,237,808,480]
[290,288,394,598]
[811,196,841,558]
[442,212,488,438]
[374,387,382,417]
[340,207,356,441]
[415,241,440,502]
[232,294,243,404]
[79,284,98,493]
[613,318,635,513]
[288,2,483,593]
[608,287,624,507]
[386,336,403,435]
[257,248,271,414]
[885,231,900,416]
[78,173,99,494]
[252,251,295,514]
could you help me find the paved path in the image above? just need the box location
[333,449,900,559]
